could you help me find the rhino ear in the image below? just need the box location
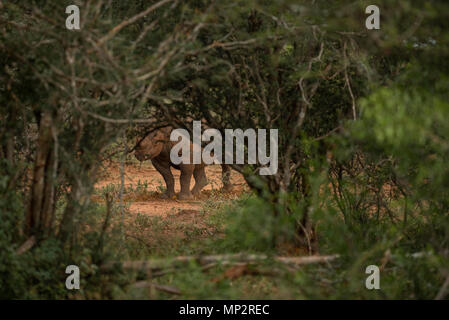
[136,136,147,147]
[159,126,172,138]
[161,126,172,134]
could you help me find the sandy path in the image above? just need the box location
[95,162,247,217]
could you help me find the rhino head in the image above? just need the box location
[134,127,171,162]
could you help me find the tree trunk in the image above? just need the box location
[25,111,56,237]
[295,172,318,253]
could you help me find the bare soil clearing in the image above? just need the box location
[95,162,247,218]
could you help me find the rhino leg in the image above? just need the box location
[151,158,175,198]
[178,165,194,200]
[191,166,208,196]
[221,164,233,191]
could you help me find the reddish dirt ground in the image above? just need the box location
[95,161,247,217]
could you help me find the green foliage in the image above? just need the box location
[0,162,27,298]
[299,39,449,298]
[218,196,295,252]
[0,169,130,298]
[1,0,449,300]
